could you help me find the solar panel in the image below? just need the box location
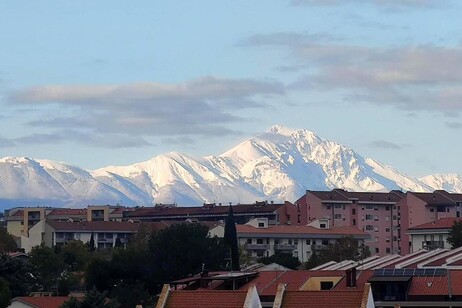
[372,268,447,277]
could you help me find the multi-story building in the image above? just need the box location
[237,218,368,262]
[292,189,405,256]
[291,189,462,256]
[124,201,290,224]
[4,205,131,238]
[407,217,460,252]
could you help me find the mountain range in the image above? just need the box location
[1,125,461,210]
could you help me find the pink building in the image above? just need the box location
[286,189,462,256]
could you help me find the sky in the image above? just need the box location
[1,0,462,177]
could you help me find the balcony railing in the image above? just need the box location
[244,244,270,250]
[275,244,297,251]
[422,241,445,250]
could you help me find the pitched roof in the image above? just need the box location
[47,209,87,216]
[165,290,248,307]
[125,202,284,218]
[307,189,404,203]
[237,224,367,237]
[408,217,462,230]
[12,296,75,308]
[280,290,364,308]
[409,192,456,206]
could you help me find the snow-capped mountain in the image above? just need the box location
[0,125,459,209]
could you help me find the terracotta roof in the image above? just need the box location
[46,220,140,232]
[165,290,247,307]
[334,270,374,290]
[408,274,450,296]
[237,224,367,237]
[308,190,351,202]
[12,296,76,308]
[280,290,364,308]
[308,189,404,203]
[408,217,462,230]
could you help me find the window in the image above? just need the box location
[386,248,391,253]
[385,227,390,232]
[386,237,390,243]
[365,214,374,220]
[288,239,292,245]
[334,214,342,220]
[335,204,342,209]
[246,239,252,244]
[374,206,379,211]
[437,206,445,213]
[294,240,298,245]
[375,247,380,254]
[375,237,379,242]
[320,223,326,229]
[353,219,356,226]
[385,205,390,211]
[275,239,279,244]
[326,205,331,210]
[306,240,311,245]
[385,216,390,222]
[374,216,379,221]
[430,208,435,212]
[258,222,265,227]
[393,215,397,220]
[352,208,356,215]
[375,226,379,232]
[256,251,264,257]
[366,205,373,210]
[256,239,263,244]
[320,281,334,290]
[365,225,374,231]
[322,240,328,245]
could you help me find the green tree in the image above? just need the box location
[0,254,36,297]
[258,253,301,270]
[322,236,371,262]
[60,240,89,271]
[59,297,80,308]
[447,221,462,248]
[224,205,240,271]
[29,244,66,292]
[305,251,321,269]
[88,233,95,252]
[0,228,16,253]
[80,287,119,308]
[0,278,11,308]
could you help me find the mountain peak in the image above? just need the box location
[267,125,298,136]
[0,156,33,164]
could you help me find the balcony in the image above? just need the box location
[244,244,270,250]
[422,241,445,250]
[275,244,297,251]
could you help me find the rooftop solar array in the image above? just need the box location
[373,268,446,277]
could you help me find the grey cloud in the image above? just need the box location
[8,77,284,144]
[14,130,152,148]
[244,32,462,112]
[446,122,462,129]
[0,136,15,148]
[369,140,407,150]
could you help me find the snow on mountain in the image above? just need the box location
[419,174,462,192]
[0,125,461,209]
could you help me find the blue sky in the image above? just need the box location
[1,0,462,177]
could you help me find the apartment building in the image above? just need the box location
[4,205,131,238]
[292,189,405,256]
[124,201,290,224]
[407,217,461,253]
[291,189,462,256]
[237,218,368,262]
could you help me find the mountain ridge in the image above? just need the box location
[0,125,458,209]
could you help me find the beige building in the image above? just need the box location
[407,217,460,253]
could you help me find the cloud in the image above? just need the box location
[290,0,437,9]
[369,140,407,150]
[0,136,15,148]
[8,76,284,144]
[243,32,462,112]
[446,122,462,129]
[13,130,152,148]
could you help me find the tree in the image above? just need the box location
[60,297,80,308]
[224,205,240,271]
[0,228,16,253]
[29,245,66,292]
[0,278,11,308]
[321,236,371,262]
[258,253,301,270]
[88,233,95,252]
[114,237,122,248]
[447,221,462,248]
[0,254,36,297]
[60,240,89,271]
[305,251,321,269]
[60,288,120,308]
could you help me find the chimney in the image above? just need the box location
[351,267,357,287]
[346,269,352,287]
